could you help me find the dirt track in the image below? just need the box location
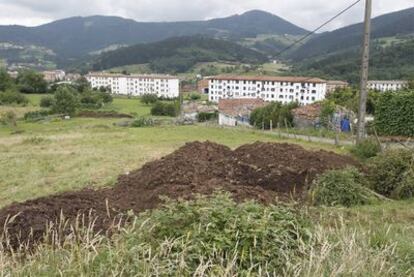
[0,141,359,248]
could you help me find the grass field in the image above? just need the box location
[1,97,414,275]
[0,116,341,207]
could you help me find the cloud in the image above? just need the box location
[0,0,412,31]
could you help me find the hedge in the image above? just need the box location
[374,91,414,136]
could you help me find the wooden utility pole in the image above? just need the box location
[356,0,372,143]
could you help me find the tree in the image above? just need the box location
[250,102,298,129]
[74,76,91,93]
[0,69,15,91]
[52,86,79,115]
[16,70,47,94]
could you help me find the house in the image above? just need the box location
[86,72,180,98]
[197,79,210,94]
[218,98,266,127]
[181,100,217,121]
[326,80,349,94]
[207,75,327,105]
[42,70,66,82]
[368,80,408,92]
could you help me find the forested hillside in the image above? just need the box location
[0,10,307,63]
[291,7,414,60]
[91,36,268,73]
[291,37,414,83]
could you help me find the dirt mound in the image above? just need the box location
[0,141,359,248]
[77,111,133,118]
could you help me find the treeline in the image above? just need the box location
[92,36,267,74]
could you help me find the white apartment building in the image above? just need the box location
[207,75,327,105]
[86,73,180,98]
[368,80,408,92]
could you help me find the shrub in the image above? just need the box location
[350,139,381,160]
[197,111,218,122]
[120,193,310,274]
[141,93,158,105]
[151,101,179,117]
[0,111,17,127]
[131,117,157,127]
[250,102,298,129]
[375,91,414,136]
[24,110,50,121]
[39,95,55,108]
[79,93,103,109]
[394,171,414,200]
[98,91,113,104]
[367,149,414,198]
[310,167,379,207]
[52,87,79,115]
[319,100,336,128]
[0,90,28,105]
[189,93,201,100]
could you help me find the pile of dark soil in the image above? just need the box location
[0,141,359,248]
[77,110,133,118]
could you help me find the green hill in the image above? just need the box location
[291,37,414,83]
[0,10,307,66]
[91,36,268,74]
[291,7,414,61]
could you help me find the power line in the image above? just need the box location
[275,0,363,57]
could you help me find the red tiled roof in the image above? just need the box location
[218,98,266,117]
[207,75,326,84]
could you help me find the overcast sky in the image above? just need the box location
[0,0,412,31]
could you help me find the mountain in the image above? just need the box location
[289,7,414,82]
[291,7,414,60]
[0,10,307,65]
[291,37,414,83]
[90,36,268,73]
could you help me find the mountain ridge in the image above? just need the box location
[0,10,308,61]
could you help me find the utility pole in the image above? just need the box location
[356,0,372,143]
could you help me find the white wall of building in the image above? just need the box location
[86,73,180,98]
[208,77,327,105]
[368,81,408,92]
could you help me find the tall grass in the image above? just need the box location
[1,194,413,276]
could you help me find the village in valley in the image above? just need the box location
[0,1,414,275]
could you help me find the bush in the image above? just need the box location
[121,194,310,274]
[189,93,201,100]
[0,90,28,105]
[24,110,50,121]
[310,167,378,207]
[0,111,17,127]
[319,100,336,128]
[394,171,414,200]
[350,139,381,160]
[367,149,414,198]
[151,101,179,117]
[141,93,158,105]
[52,87,79,115]
[131,117,157,127]
[250,102,298,129]
[197,111,218,122]
[39,95,55,108]
[375,91,414,136]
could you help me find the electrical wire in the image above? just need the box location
[275,0,363,57]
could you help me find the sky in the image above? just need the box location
[0,0,413,31]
